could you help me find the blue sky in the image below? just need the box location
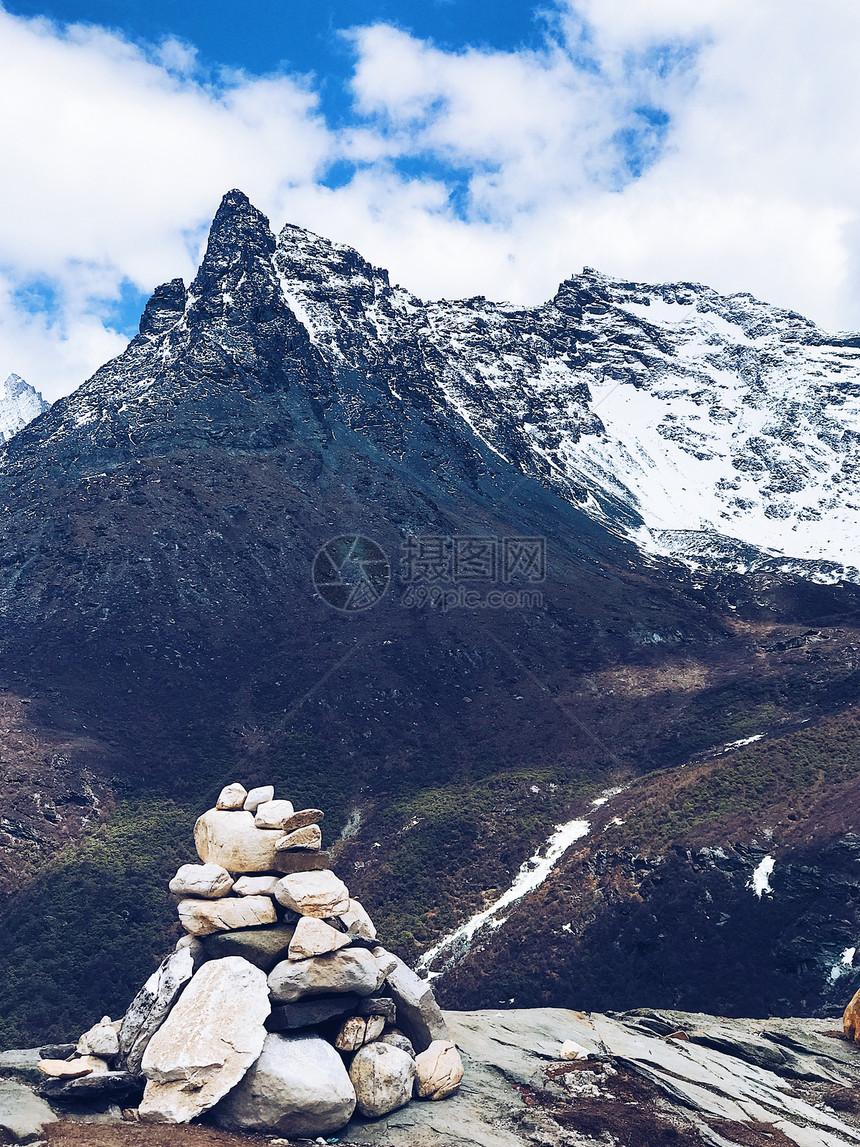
[5,0,549,77]
[1,1,859,400]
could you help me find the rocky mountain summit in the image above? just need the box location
[0,374,48,443]
[274,220,860,580]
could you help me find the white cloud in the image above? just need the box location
[3,1,860,400]
[0,6,331,398]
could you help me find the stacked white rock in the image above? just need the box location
[46,782,463,1136]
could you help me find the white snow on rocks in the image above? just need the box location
[418,816,591,979]
[748,856,775,898]
[0,374,49,442]
[272,223,860,580]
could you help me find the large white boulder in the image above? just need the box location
[274,870,349,918]
[413,1040,464,1099]
[214,1032,356,1136]
[193,809,282,873]
[268,948,383,1003]
[139,957,270,1123]
[177,894,276,936]
[169,863,234,899]
[349,1042,415,1118]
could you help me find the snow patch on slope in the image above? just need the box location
[749,855,775,898]
[418,816,591,981]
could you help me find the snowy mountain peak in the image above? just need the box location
[7,191,860,582]
[0,374,49,443]
[270,225,860,579]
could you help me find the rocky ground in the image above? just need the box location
[4,1008,860,1146]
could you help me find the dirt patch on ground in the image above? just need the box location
[545,1063,706,1146]
[704,1119,800,1146]
[43,1122,270,1147]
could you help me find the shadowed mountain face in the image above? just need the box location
[2,191,860,1046]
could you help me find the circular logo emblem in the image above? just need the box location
[312,535,390,612]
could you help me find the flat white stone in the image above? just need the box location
[139,956,270,1124]
[177,895,276,936]
[233,875,279,897]
[216,783,247,810]
[243,785,274,812]
[274,824,321,851]
[169,863,234,899]
[288,916,352,960]
[274,870,350,918]
[255,799,295,829]
[194,809,282,873]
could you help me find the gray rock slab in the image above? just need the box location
[589,1012,860,1141]
[38,1044,77,1060]
[273,848,333,874]
[214,1031,355,1137]
[268,946,381,1002]
[199,924,296,972]
[118,945,195,1075]
[0,1050,44,1086]
[0,1079,57,1143]
[357,996,397,1022]
[383,954,450,1053]
[37,1072,143,1104]
[267,994,362,1031]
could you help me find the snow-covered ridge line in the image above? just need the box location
[273,221,860,580]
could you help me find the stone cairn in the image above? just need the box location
[37,783,463,1136]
